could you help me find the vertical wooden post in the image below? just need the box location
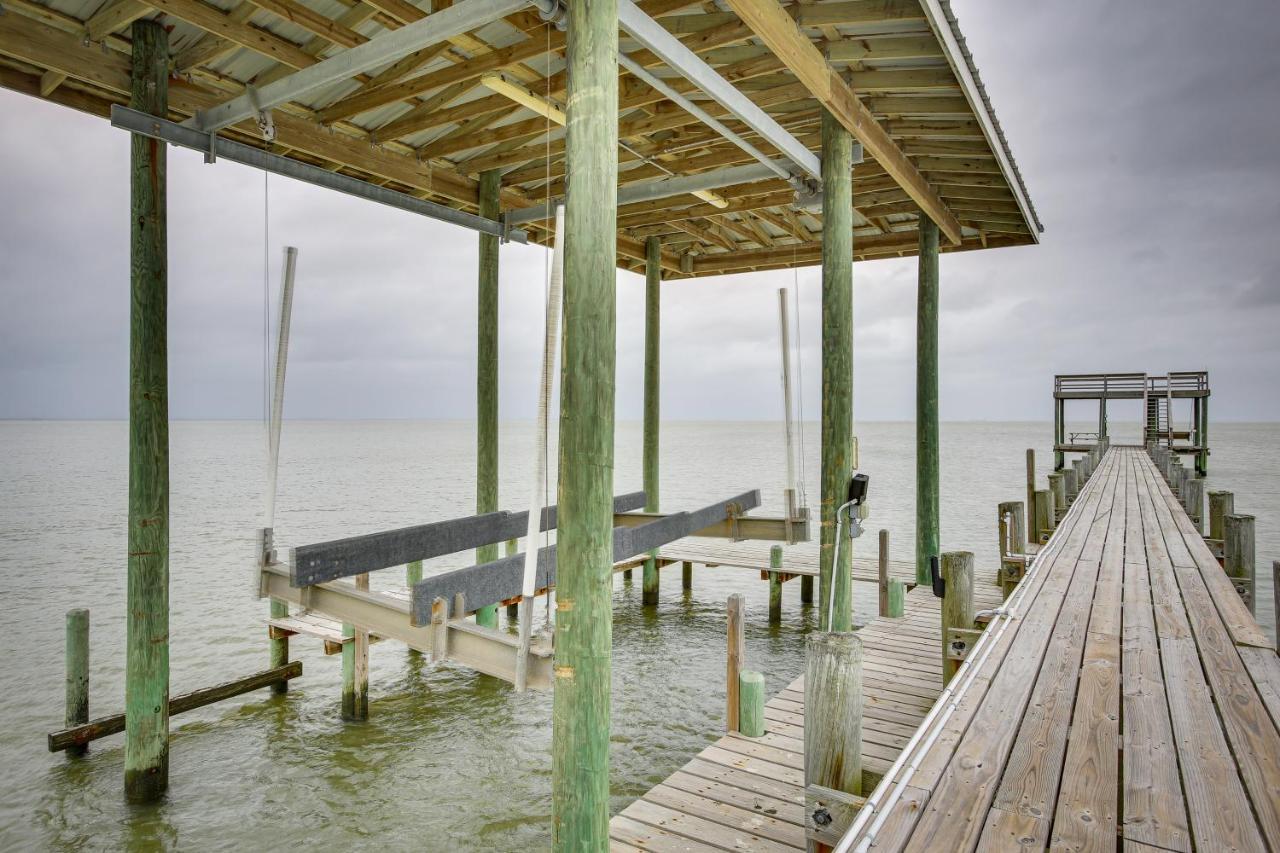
[1198,395,1209,476]
[474,168,501,630]
[1185,477,1204,533]
[682,560,693,591]
[1098,398,1107,440]
[738,671,765,738]
[769,545,783,625]
[1054,399,1065,470]
[552,0,618,842]
[124,19,170,804]
[642,236,662,606]
[1025,449,1036,543]
[801,574,814,604]
[804,632,863,853]
[997,501,1025,591]
[1034,489,1052,542]
[916,214,940,588]
[1048,472,1066,523]
[820,109,855,629]
[430,596,447,663]
[407,559,422,587]
[65,608,90,757]
[1208,490,1234,544]
[1224,514,1256,614]
[941,551,975,683]
[877,529,890,617]
[726,594,745,733]
[885,580,905,618]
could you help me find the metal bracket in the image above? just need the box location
[946,627,984,662]
[930,554,945,598]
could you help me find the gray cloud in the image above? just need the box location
[2,0,1279,422]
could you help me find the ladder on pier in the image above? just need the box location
[1145,392,1169,443]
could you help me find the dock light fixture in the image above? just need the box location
[480,72,567,125]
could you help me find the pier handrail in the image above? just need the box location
[833,450,1104,853]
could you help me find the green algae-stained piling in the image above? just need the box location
[124,18,169,805]
[769,544,783,625]
[916,215,940,587]
[65,609,89,757]
[877,529,890,617]
[642,235,661,606]
[738,671,765,738]
[819,108,853,632]
[269,599,289,694]
[474,168,501,631]
[551,0,618,844]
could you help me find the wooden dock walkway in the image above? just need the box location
[608,558,1002,851]
[612,446,1280,852]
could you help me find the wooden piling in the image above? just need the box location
[804,632,863,852]
[505,539,519,619]
[877,529,890,617]
[269,598,289,694]
[1072,457,1086,493]
[1033,489,1051,543]
[642,236,661,606]
[430,597,447,663]
[407,559,422,587]
[1063,468,1078,504]
[1224,514,1256,614]
[941,551,975,683]
[124,18,170,804]
[997,500,1025,592]
[738,671,765,738]
[916,213,940,587]
[65,609,89,757]
[769,545,783,625]
[885,579,905,618]
[682,560,693,591]
[820,108,855,628]
[551,0,619,839]
[1185,477,1205,533]
[801,575,814,604]
[1209,490,1234,543]
[474,168,501,631]
[1198,396,1210,475]
[726,594,745,733]
[1025,448,1036,543]
[1048,471,1066,523]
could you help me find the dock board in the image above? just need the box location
[619,539,919,585]
[608,558,1002,851]
[845,446,1280,852]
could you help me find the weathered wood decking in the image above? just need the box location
[617,540,918,584]
[613,446,1280,852]
[608,557,1003,850]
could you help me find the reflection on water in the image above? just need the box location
[0,420,1274,849]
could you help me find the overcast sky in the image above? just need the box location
[1,0,1278,423]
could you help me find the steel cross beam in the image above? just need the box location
[616,0,821,182]
[186,0,550,134]
[111,106,528,242]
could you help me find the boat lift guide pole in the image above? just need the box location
[552,0,618,843]
[124,18,170,804]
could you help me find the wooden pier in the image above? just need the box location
[616,446,1280,852]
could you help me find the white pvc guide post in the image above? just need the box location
[265,246,298,529]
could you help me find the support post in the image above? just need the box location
[820,109,855,628]
[1062,468,1078,505]
[642,235,661,606]
[1034,489,1052,542]
[1199,395,1210,476]
[1224,514,1256,614]
[1025,449,1036,543]
[916,214,940,588]
[552,0,619,842]
[1098,398,1107,440]
[769,545,783,625]
[997,501,1025,593]
[877,529,889,618]
[682,560,693,591]
[505,539,520,618]
[1048,472,1066,523]
[941,551,975,683]
[1209,490,1234,545]
[1185,477,1204,533]
[124,19,170,804]
[726,593,745,732]
[885,580,905,618]
[475,168,501,630]
[804,632,863,853]
[738,671,765,738]
[1054,399,1064,470]
[801,575,814,604]
[65,609,90,757]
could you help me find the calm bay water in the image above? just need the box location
[0,420,1275,850]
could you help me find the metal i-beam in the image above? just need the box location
[186,0,544,133]
[616,0,821,182]
[410,490,762,623]
[506,161,800,226]
[111,106,528,242]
